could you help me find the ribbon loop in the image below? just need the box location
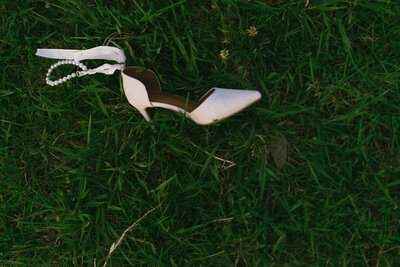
[36,46,126,63]
[36,46,126,86]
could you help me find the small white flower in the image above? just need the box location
[219,49,229,61]
[247,26,258,37]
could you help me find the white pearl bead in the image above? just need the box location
[44,58,88,86]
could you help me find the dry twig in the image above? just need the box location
[188,140,236,169]
[102,204,161,267]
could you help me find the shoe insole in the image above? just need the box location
[124,66,214,113]
[147,91,199,112]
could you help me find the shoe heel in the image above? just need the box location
[136,107,152,122]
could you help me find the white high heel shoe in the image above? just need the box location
[36,46,261,125]
[122,67,261,125]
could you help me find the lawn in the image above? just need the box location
[1,0,400,265]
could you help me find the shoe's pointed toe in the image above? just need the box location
[188,88,261,125]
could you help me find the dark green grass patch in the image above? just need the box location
[1,0,400,265]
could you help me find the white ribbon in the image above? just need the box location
[36,46,126,80]
[36,46,126,63]
[77,63,124,77]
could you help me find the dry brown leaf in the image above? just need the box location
[270,138,287,169]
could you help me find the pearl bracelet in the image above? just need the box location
[45,60,87,86]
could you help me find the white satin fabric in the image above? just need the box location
[36,46,125,76]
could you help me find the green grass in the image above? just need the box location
[1,0,400,265]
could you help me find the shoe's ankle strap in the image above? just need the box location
[36,46,126,86]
